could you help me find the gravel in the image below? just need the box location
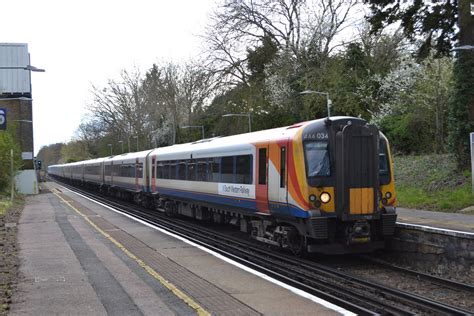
[0,198,22,314]
[331,257,474,312]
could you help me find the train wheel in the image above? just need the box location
[286,229,307,257]
[164,201,177,217]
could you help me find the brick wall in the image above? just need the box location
[0,97,34,169]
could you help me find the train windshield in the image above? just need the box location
[304,141,330,177]
[379,139,390,184]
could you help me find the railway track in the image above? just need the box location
[358,255,474,293]
[54,181,473,315]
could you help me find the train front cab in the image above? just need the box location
[297,117,397,254]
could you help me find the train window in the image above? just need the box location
[104,164,112,176]
[152,158,156,179]
[178,161,186,180]
[210,157,221,182]
[187,160,196,181]
[197,160,207,181]
[120,164,134,177]
[258,148,267,185]
[235,155,252,184]
[157,161,163,179]
[379,153,388,175]
[136,163,143,178]
[162,162,170,179]
[304,141,330,177]
[169,162,177,180]
[280,147,286,188]
[113,164,120,177]
[221,156,234,183]
[379,139,390,185]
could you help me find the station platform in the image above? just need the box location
[10,182,345,316]
[397,207,474,235]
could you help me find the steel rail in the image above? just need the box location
[358,255,474,293]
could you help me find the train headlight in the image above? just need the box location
[385,192,392,199]
[320,192,331,203]
[309,194,317,202]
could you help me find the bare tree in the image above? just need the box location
[88,69,147,148]
[203,0,359,87]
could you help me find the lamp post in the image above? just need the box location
[299,90,332,118]
[453,46,474,192]
[222,113,251,132]
[181,125,205,140]
[10,149,13,201]
[0,65,45,72]
[133,135,139,151]
[107,143,113,156]
[118,140,124,154]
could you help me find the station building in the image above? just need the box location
[0,43,43,194]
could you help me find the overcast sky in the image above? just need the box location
[1,0,216,154]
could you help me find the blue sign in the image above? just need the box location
[471,132,474,144]
[0,108,6,130]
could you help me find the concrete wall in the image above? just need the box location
[15,170,38,195]
[384,226,474,283]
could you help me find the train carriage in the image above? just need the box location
[48,116,397,254]
[103,151,150,202]
[69,161,84,185]
[83,158,105,190]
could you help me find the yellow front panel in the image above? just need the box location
[349,188,374,215]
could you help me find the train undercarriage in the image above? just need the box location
[55,177,396,255]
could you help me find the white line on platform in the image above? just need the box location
[397,222,474,238]
[62,186,355,316]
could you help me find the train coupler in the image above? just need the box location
[345,221,371,244]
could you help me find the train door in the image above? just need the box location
[135,158,140,191]
[255,143,269,213]
[151,155,156,193]
[268,140,289,215]
[110,162,114,186]
[101,162,104,184]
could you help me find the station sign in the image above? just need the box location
[0,108,6,130]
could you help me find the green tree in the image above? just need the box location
[60,140,89,163]
[364,0,457,58]
[0,129,22,193]
[366,0,474,169]
[448,0,474,169]
[37,143,63,168]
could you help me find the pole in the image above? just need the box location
[10,149,14,201]
[201,126,205,139]
[248,114,251,132]
[136,136,139,151]
[471,133,474,193]
[326,94,331,118]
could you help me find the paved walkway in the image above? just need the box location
[10,183,341,315]
[397,207,474,233]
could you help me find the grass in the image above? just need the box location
[396,182,474,212]
[0,197,12,216]
[394,154,474,212]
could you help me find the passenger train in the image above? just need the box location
[48,117,397,254]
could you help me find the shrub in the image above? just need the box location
[0,130,22,193]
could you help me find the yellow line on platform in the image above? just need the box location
[50,185,210,316]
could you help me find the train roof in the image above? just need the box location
[148,117,365,159]
[149,119,317,159]
[103,149,153,163]
[82,157,105,165]
[49,116,376,167]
